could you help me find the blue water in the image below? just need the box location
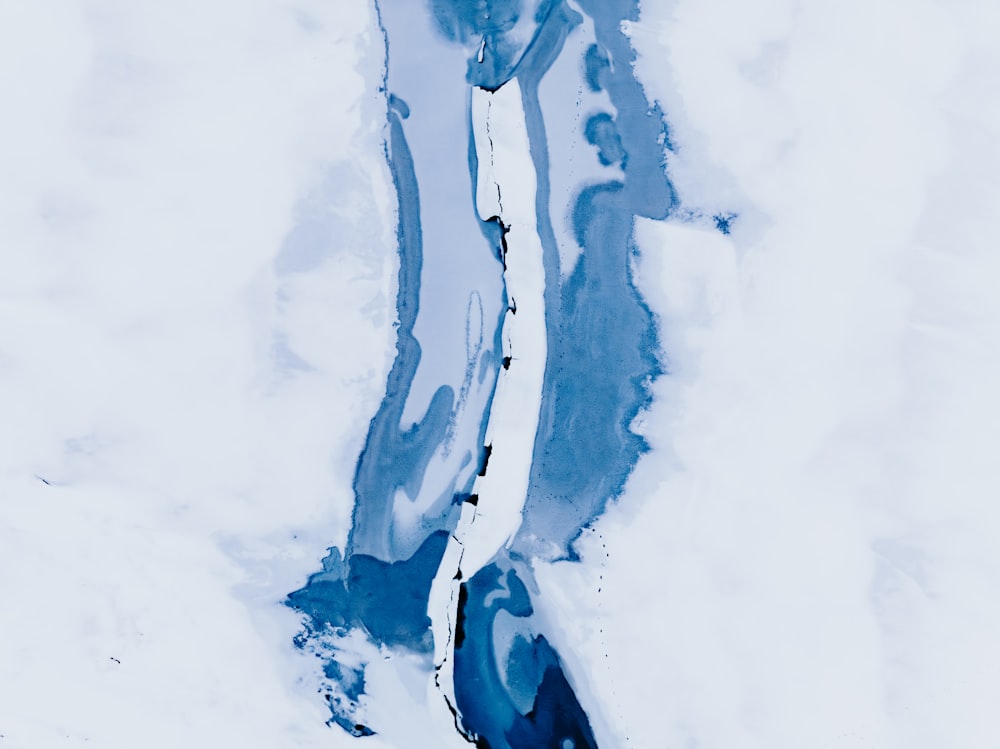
[286,0,692,745]
[452,558,599,749]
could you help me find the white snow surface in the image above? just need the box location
[2,0,1000,748]
[1,1,400,747]
[536,2,1000,749]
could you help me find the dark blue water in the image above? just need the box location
[286,1,693,745]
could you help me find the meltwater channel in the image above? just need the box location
[286,2,679,747]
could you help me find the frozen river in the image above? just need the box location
[287,2,678,746]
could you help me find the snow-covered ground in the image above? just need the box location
[2,0,999,747]
[0,2,399,746]
[539,2,1000,748]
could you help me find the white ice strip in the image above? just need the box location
[428,78,548,716]
[462,79,547,582]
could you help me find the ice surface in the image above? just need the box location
[3,0,1000,747]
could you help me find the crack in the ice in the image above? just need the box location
[485,97,504,217]
[432,539,481,746]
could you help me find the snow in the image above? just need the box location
[2,0,999,747]
[536,1,1000,747]
[0,1,399,746]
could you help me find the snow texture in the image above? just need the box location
[2,0,1000,747]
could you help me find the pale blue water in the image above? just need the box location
[286,1,695,745]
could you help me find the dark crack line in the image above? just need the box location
[484,97,504,218]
